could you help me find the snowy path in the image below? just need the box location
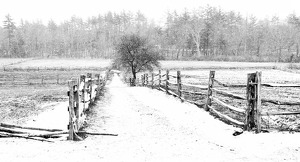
[84,74,300,161]
[1,74,300,161]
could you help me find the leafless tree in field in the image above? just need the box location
[112,33,160,85]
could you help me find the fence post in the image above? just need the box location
[95,74,100,96]
[166,70,169,94]
[245,72,262,132]
[177,71,182,101]
[158,70,161,88]
[75,79,80,130]
[145,73,148,86]
[87,73,93,103]
[151,73,154,89]
[68,80,76,140]
[205,71,215,111]
[141,75,144,86]
[81,75,86,111]
[256,71,262,133]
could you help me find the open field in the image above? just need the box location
[0,59,109,126]
[0,84,68,125]
[0,70,107,86]
[1,58,300,132]
[0,68,107,125]
[0,58,292,71]
[160,61,289,70]
[2,58,111,70]
[0,58,32,67]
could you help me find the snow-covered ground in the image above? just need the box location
[1,74,300,161]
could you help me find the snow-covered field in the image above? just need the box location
[1,58,290,70]
[167,69,300,85]
[5,58,111,69]
[160,61,288,70]
[0,58,30,67]
[1,74,300,161]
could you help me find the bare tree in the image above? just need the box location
[112,33,160,85]
[188,10,205,57]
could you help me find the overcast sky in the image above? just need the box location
[0,0,299,25]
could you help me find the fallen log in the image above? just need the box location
[28,131,68,138]
[28,131,118,138]
[0,123,63,132]
[0,127,27,134]
[0,132,54,143]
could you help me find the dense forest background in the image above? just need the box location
[1,6,300,62]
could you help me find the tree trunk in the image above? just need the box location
[132,67,136,86]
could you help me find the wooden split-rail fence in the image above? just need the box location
[67,72,107,140]
[130,70,300,133]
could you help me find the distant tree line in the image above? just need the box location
[1,6,300,62]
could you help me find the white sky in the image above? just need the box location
[0,0,299,26]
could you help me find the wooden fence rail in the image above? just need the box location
[128,70,300,133]
[67,72,107,140]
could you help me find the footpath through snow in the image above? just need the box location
[1,74,300,161]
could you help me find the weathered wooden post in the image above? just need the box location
[177,71,182,101]
[256,71,262,133]
[245,73,255,131]
[244,72,262,133]
[145,73,149,87]
[166,70,169,94]
[68,80,76,140]
[75,79,80,130]
[158,70,161,88]
[95,74,100,96]
[141,75,144,86]
[205,71,215,111]
[151,73,154,89]
[87,73,92,103]
[80,75,86,111]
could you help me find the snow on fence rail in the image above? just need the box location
[67,72,107,140]
[129,70,300,133]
